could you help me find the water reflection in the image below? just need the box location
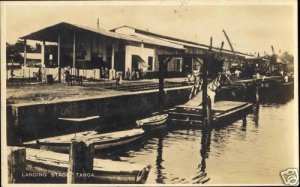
[155,134,165,183]
[252,102,260,126]
[196,129,211,184]
[93,97,294,185]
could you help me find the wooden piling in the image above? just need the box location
[7,147,26,183]
[203,37,213,126]
[158,57,165,113]
[58,68,61,82]
[202,55,210,124]
[206,96,212,125]
[28,69,31,84]
[58,33,61,82]
[67,138,94,184]
[255,85,260,102]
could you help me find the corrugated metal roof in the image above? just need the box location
[111,25,253,57]
[128,33,185,50]
[134,32,209,50]
[21,22,185,50]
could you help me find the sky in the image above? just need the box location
[2,0,297,55]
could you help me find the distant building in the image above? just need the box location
[20,53,42,67]
[20,22,252,81]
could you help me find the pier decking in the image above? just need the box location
[6,79,189,105]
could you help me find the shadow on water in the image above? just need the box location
[155,128,212,184]
[194,129,211,184]
[260,95,294,105]
[155,133,165,183]
[239,117,247,132]
[252,101,260,127]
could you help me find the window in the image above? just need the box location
[148,56,153,71]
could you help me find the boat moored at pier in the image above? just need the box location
[136,114,168,131]
[169,99,253,128]
[26,148,151,184]
[23,128,145,153]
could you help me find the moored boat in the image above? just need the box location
[169,100,253,127]
[25,148,151,184]
[23,128,144,152]
[136,114,168,131]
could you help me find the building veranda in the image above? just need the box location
[8,22,251,84]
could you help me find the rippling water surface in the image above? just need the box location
[98,99,296,185]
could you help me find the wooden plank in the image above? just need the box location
[214,103,253,119]
[58,115,99,122]
[212,101,249,112]
[177,101,249,113]
[170,111,203,117]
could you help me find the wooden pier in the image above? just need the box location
[104,81,189,92]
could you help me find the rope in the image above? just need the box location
[208,75,221,92]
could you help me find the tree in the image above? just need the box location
[6,42,22,63]
[280,52,294,64]
[280,52,294,72]
[6,40,42,64]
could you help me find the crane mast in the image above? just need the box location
[222,29,241,65]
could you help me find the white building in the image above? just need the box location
[20,22,252,81]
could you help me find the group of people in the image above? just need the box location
[100,67,109,79]
[97,67,144,81]
[115,68,144,86]
[125,68,143,80]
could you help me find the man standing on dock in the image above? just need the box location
[65,67,71,85]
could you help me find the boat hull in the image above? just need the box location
[25,148,151,184]
[136,114,168,131]
[259,81,294,102]
[24,129,145,153]
[141,123,167,131]
[25,161,150,184]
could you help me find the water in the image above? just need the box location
[98,98,297,185]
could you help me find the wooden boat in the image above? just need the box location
[136,114,168,131]
[168,75,253,128]
[26,148,151,184]
[260,79,294,92]
[169,100,253,128]
[23,129,145,152]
